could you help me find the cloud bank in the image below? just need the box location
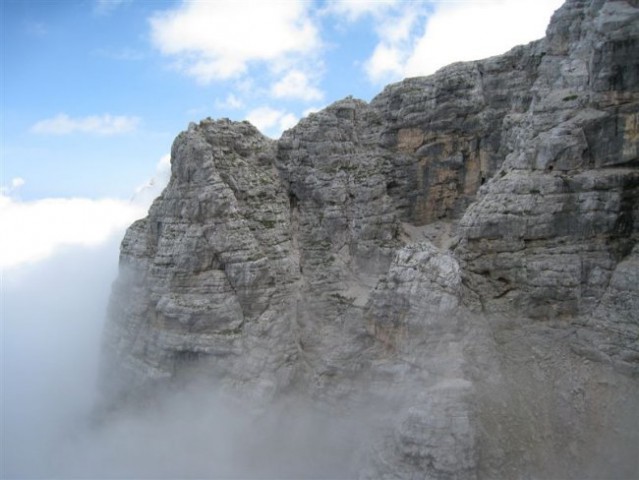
[0,194,145,269]
[2,238,122,478]
[0,154,171,270]
[2,239,373,479]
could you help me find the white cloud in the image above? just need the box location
[149,0,320,83]
[11,177,26,189]
[0,194,146,270]
[0,153,173,271]
[31,113,140,136]
[246,107,298,138]
[363,3,421,84]
[132,154,172,205]
[271,70,323,102]
[375,6,421,44]
[215,93,244,110]
[1,177,26,196]
[404,0,564,78]
[325,0,398,21]
[365,43,405,83]
[279,113,298,131]
[329,1,425,84]
[362,0,563,84]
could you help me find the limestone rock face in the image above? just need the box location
[453,0,639,376]
[103,120,300,399]
[370,42,543,225]
[101,0,639,478]
[573,244,639,371]
[360,244,480,479]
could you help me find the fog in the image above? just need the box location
[5,227,636,479]
[1,236,371,479]
[2,237,118,478]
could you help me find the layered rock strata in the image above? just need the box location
[102,0,639,478]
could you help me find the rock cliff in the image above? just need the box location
[101,0,639,478]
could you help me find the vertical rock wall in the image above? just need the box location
[101,0,639,478]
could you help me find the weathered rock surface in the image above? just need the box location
[101,0,639,478]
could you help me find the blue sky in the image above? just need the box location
[1,0,564,269]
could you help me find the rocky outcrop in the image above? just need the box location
[101,0,639,478]
[455,0,639,322]
[103,120,301,402]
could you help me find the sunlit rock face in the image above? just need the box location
[101,0,639,478]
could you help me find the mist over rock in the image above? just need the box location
[101,0,639,478]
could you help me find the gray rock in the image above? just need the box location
[101,119,300,402]
[454,0,639,350]
[573,244,639,374]
[100,0,639,478]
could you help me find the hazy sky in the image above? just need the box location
[1,0,563,269]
